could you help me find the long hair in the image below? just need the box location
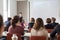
[12,15,20,28]
[33,18,44,31]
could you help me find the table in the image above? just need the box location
[2,31,50,37]
[2,31,8,36]
[2,31,50,40]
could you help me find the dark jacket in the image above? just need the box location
[50,25,60,40]
[51,22,59,28]
[28,22,34,29]
[45,24,53,29]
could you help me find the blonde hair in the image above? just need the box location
[33,18,44,31]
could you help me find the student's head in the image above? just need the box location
[30,18,35,23]
[12,15,20,28]
[46,18,51,24]
[33,18,44,31]
[0,15,3,28]
[8,17,12,21]
[19,12,22,17]
[51,17,56,23]
[8,17,12,24]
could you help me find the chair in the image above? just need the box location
[6,33,22,40]
[47,29,53,33]
[57,35,60,40]
[30,36,46,40]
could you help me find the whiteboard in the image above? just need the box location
[30,1,59,24]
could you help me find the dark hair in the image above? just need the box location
[8,17,12,21]
[12,15,20,28]
[46,18,51,23]
[52,17,56,22]
[0,15,3,28]
[30,18,35,23]
[33,18,44,31]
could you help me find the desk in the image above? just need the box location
[2,31,8,36]
[24,32,31,37]
[2,31,50,37]
[2,31,50,40]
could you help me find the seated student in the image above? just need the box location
[4,17,12,31]
[45,18,53,29]
[0,15,5,40]
[8,15,24,35]
[28,18,35,29]
[50,25,60,40]
[51,17,59,28]
[31,18,48,40]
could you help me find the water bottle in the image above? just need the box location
[12,34,18,40]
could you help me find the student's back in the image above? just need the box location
[28,18,35,29]
[45,23,53,29]
[8,15,24,35]
[28,23,34,29]
[31,28,48,36]
[8,26,24,35]
[31,18,48,40]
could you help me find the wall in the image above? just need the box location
[8,0,17,18]
[17,0,28,1]
[29,0,59,24]
[0,0,3,15]
[59,0,60,17]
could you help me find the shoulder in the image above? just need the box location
[55,25,60,29]
[8,25,12,29]
[31,28,36,32]
[43,29,48,33]
[40,28,48,33]
[31,28,35,31]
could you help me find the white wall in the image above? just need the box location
[0,0,3,15]
[17,0,28,1]
[59,0,60,17]
[8,0,17,18]
[29,0,59,24]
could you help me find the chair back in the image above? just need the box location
[57,35,60,40]
[30,36,46,40]
[47,29,53,33]
[6,33,22,40]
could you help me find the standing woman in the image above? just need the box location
[0,15,5,39]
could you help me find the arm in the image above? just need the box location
[50,25,60,38]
